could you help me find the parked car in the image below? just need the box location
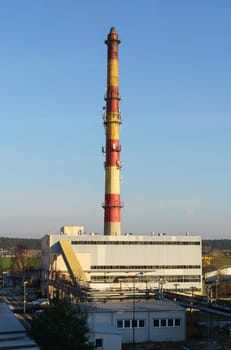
[31,298,49,309]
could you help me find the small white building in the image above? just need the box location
[205,266,231,283]
[87,300,186,346]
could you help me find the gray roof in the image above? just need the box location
[86,299,185,313]
[0,303,40,349]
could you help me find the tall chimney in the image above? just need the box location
[102,27,123,236]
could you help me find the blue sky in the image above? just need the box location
[0,0,230,239]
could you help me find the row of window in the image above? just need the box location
[72,240,200,246]
[91,275,201,283]
[116,318,181,329]
[153,318,181,327]
[117,319,145,328]
[91,265,201,270]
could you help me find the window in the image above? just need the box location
[168,319,174,327]
[132,320,137,328]
[95,338,103,348]
[117,320,123,328]
[139,319,145,328]
[124,320,131,328]
[153,319,159,327]
[160,319,167,327]
[175,318,181,327]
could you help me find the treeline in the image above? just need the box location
[203,239,231,251]
[0,237,230,252]
[0,237,41,250]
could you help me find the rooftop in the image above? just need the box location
[86,299,185,313]
[0,302,40,350]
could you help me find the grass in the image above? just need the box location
[1,258,11,269]
[0,257,41,270]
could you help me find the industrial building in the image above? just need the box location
[41,226,202,299]
[41,27,202,306]
[39,27,203,349]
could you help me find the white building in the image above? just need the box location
[41,226,202,297]
[205,266,231,283]
[88,300,186,346]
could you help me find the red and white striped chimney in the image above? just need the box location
[102,27,123,236]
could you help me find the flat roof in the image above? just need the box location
[49,234,201,241]
[0,303,40,349]
[86,299,185,313]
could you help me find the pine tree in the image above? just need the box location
[30,299,94,350]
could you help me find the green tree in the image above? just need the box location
[30,299,94,350]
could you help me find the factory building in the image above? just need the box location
[41,27,202,301]
[41,226,202,298]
